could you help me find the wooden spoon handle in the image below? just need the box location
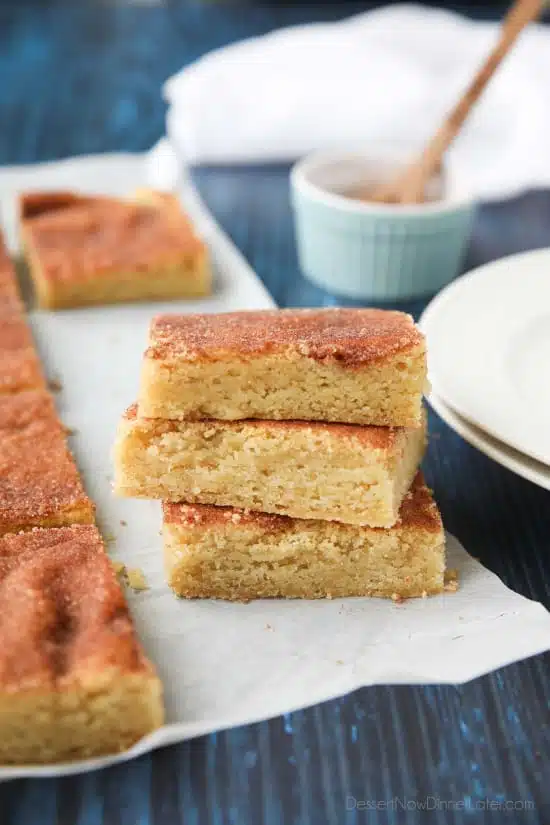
[395,0,543,203]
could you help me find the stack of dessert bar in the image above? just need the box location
[115,308,446,601]
[0,232,163,764]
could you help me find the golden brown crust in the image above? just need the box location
[123,403,416,451]
[0,525,154,691]
[147,308,424,367]
[0,391,94,533]
[164,472,442,534]
[0,235,22,311]
[0,232,10,268]
[163,501,293,533]
[20,191,100,220]
[0,388,57,429]
[0,351,45,395]
[0,312,35,352]
[0,315,45,394]
[397,472,442,532]
[21,190,204,286]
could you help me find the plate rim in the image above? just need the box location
[419,247,550,466]
[428,391,550,491]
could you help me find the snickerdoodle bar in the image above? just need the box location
[114,406,426,527]
[20,189,210,309]
[0,525,163,764]
[138,309,426,426]
[163,473,445,601]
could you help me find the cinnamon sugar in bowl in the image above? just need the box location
[291,146,475,301]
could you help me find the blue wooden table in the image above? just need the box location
[1,2,550,823]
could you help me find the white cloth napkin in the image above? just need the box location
[164,3,550,200]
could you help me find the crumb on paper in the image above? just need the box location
[444,569,459,593]
[104,533,116,544]
[112,561,148,592]
[120,520,127,527]
[336,659,344,665]
[48,376,63,393]
[391,593,404,605]
[112,561,126,577]
[127,567,148,591]
[265,623,274,632]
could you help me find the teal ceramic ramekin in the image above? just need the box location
[290,147,476,301]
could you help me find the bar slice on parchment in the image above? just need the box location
[0,390,94,535]
[0,525,163,764]
[138,308,427,427]
[114,406,426,528]
[162,473,445,601]
[20,189,210,309]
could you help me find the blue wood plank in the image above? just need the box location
[6,780,57,825]
[76,772,104,825]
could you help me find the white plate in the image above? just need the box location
[428,392,550,491]
[420,248,550,467]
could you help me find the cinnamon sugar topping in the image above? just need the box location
[0,525,151,690]
[0,391,94,534]
[0,235,22,311]
[147,308,424,367]
[21,191,203,286]
[0,314,45,394]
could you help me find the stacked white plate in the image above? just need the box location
[420,248,550,491]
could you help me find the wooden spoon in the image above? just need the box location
[369,0,544,205]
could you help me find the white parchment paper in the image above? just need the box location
[1,155,549,779]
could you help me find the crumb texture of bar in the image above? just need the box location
[115,407,426,527]
[163,473,445,600]
[0,390,94,535]
[0,525,163,764]
[20,189,211,309]
[139,309,426,426]
[0,313,45,395]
